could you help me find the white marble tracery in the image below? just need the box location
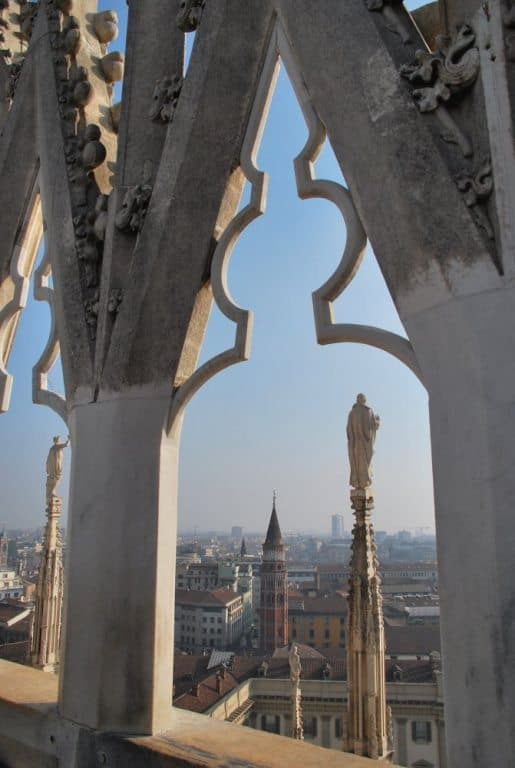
[168,18,424,436]
[0,186,42,412]
[32,244,67,424]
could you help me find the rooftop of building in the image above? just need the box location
[0,600,31,628]
[172,647,436,715]
[175,588,242,607]
[288,595,348,615]
[385,624,441,655]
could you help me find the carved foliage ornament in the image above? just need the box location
[46,0,112,342]
[455,158,495,240]
[400,24,480,112]
[176,0,205,33]
[149,74,183,123]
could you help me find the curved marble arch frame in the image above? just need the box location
[32,242,67,425]
[167,18,424,437]
[0,184,43,413]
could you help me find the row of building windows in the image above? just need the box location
[258,715,433,747]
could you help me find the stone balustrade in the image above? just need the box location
[0,660,393,768]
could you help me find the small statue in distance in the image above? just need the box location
[289,643,302,684]
[46,435,69,504]
[347,393,380,489]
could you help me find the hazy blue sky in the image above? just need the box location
[0,1,434,535]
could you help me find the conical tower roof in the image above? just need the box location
[264,494,283,546]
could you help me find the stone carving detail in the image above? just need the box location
[115,165,153,234]
[401,24,480,112]
[149,74,183,123]
[45,435,69,503]
[1,1,40,104]
[365,0,412,45]
[101,50,124,84]
[400,24,480,156]
[455,158,495,240]
[347,393,380,490]
[84,290,99,340]
[288,643,302,683]
[503,1,515,61]
[107,287,122,315]
[93,10,118,45]
[19,0,40,42]
[45,0,120,342]
[176,0,205,33]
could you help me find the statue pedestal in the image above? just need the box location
[345,486,389,760]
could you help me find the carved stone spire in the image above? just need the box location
[345,488,389,759]
[31,447,65,673]
[345,398,390,760]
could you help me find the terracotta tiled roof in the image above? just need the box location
[386,659,435,683]
[385,624,441,655]
[174,668,241,714]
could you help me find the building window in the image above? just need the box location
[309,629,314,639]
[292,629,297,639]
[261,715,280,734]
[335,718,343,739]
[304,717,318,738]
[412,721,432,744]
[324,629,330,640]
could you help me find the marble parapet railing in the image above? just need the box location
[0,660,392,768]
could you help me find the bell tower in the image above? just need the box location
[259,493,288,652]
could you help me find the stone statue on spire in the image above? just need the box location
[45,436,69,503]
[346,394,380,489]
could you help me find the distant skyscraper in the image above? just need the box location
[260,494,288,652]
[331,514,344,539]
[240,537,247,558]
[0,530,7,569]
[231,526,243,541]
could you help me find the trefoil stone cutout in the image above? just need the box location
[455,157,495,240]
[176,0,205,33]
[149,73,183,123]
[365,0,412,45]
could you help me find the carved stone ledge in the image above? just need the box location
[176,0,205,33]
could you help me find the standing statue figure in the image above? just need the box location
[289,643,302,683]
[46,436,69,503]
[347,394,380,489]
